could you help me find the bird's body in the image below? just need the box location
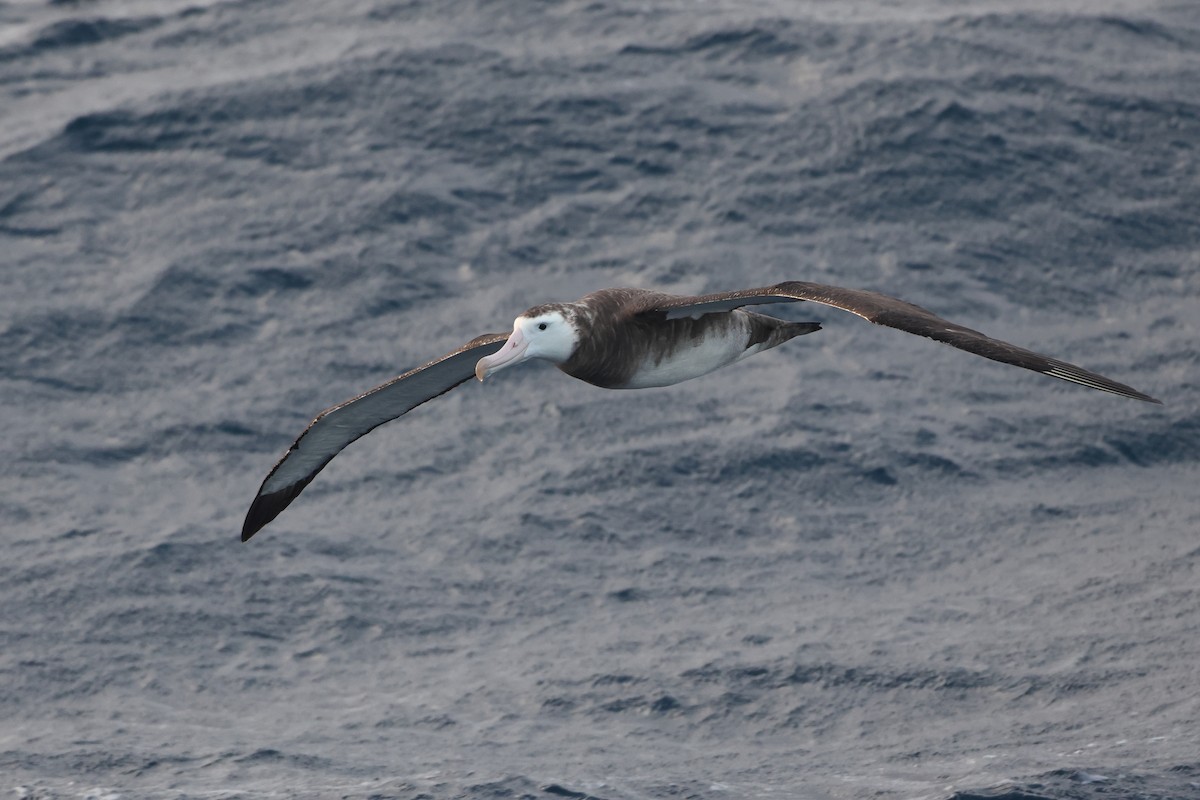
[545,288,820,389]
[241,281,1160,541]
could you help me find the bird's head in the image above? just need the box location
[475,307,579,381]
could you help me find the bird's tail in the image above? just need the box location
[744,313,821,351]
[760,320,821,351]
[786,321,822,339]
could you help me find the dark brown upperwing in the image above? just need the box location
[641,281,1161,404]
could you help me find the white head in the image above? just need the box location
[475,308,578,381]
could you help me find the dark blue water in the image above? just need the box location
[2,2,1198,798]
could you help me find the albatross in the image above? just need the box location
[241,280,1160,541]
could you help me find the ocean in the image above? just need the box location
[1,1,1198,798]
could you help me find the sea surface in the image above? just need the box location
[1,1,1198,798]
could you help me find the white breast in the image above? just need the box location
[622,322,761,389]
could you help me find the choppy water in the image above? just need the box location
[2,1,1199,798]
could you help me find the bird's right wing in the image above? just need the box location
[241,332,509,541]
[640,281,1160,404]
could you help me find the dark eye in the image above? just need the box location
[538,322,548,330]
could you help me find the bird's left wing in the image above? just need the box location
[242,332,509,541]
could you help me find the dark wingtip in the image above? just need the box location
[1039,362,1162,405]
[240,481,311,542]
[240,496,274,542]
[1101,382,1162,405]
[1123,391,1162,405]
[240,516,260,542]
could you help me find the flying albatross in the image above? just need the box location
[241,280,1160,541]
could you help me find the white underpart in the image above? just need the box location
[624,322,762,389]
